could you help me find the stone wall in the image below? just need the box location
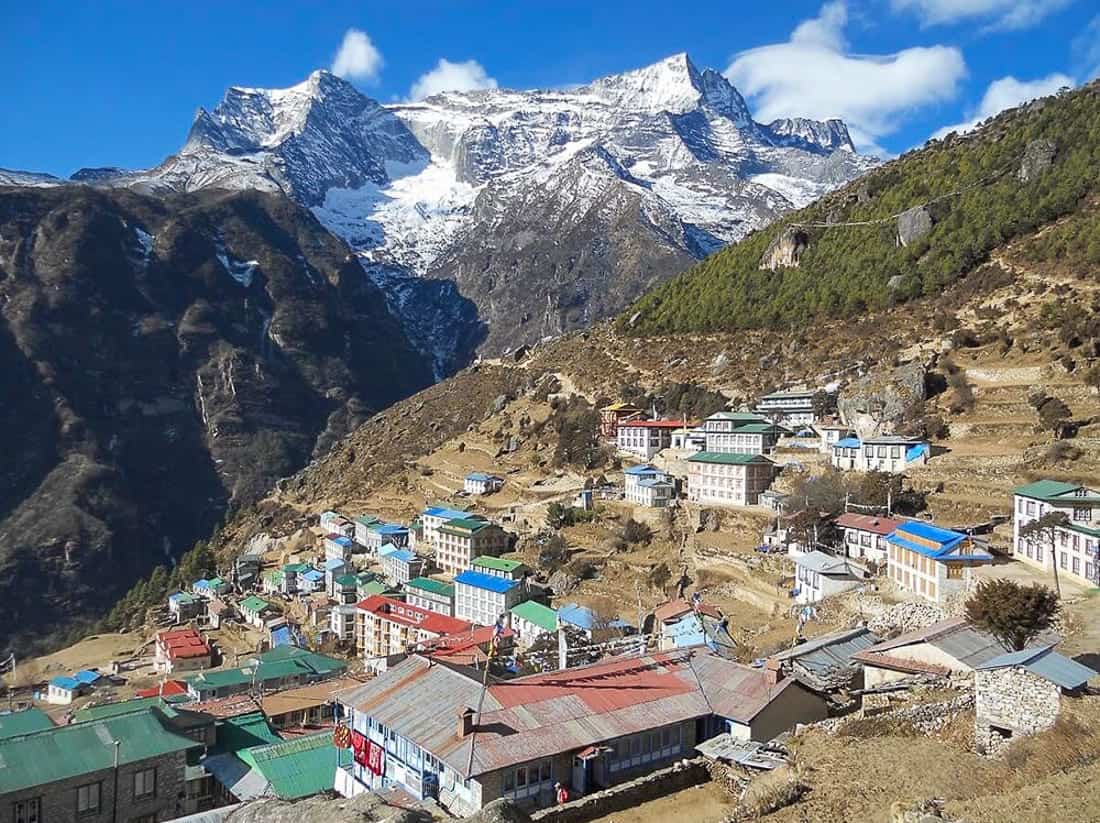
[531,758,709,823]
[975,667,1061,754]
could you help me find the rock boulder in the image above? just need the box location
[896,206,933,247]
[1018,138,1057,182]
[838,361,927,434]
[759,226,810,270]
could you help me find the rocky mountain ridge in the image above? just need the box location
[0,185,433,652]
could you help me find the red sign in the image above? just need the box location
[367,740,385,776]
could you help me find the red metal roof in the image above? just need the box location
[617,419,694,429]
[135,680,188,698]
[156,627,211,660]
[181,693,263,719]
[357,594,472,636]
[835,513,905,536]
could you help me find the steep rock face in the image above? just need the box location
[0,186,432,652]
[62,54,875,362]
[759,226,810,270]
[838,361,927,435]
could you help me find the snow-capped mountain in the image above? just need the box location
[43,53,877,366]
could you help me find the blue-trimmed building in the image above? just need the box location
[453,570,527,627]
[623,464,675,507]
[886,521,993,603]
[381,548,425,586]
[464,472,504,495]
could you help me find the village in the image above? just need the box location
[2,364,1098,823]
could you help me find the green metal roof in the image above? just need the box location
[240,595,270,612]
[688,451,775,465]
[0,707,198,794]
[473,556,525,572]
[184,647,345,693]
[440,517,492,534]
[0,708,53,740]
[238,732,336,800]
[211,712,282,756]
[731,423,791,434]
[1014,480,1084,501]
[334,574,359,586]
[282,563,311,574]
[354,515,380,527]
[358,580,388,596]
[74,695,189,723]
[405,577,454,597]
[510,600,558,633]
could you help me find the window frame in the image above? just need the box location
[13,797,42,823]
[133,766,157,800]
[76,781,101,817]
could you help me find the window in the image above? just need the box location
[131,815,157,823]
[1074,507,1090,522]
[1060,552,1068,570]
[77,782,101,816]
[133,767,156,799]
[1026,501,1035,516]
[13,798,41,823]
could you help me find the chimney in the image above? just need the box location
[765,658,783,687]
[458,707,476,738]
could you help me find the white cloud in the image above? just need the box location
[1072,15,1100,81]
[331,29,384,82]
[931,73,1074,138]
[409,58,498,101]
[724,1,966,154]
[890,0,1072,30]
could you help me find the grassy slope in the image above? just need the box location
[624,81,1100,335]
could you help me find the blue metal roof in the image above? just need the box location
[454,570,518,594]
[424,506,470,520]
[301,570,324,582]
[978,645,1098,689]
[906,443,929,461]
[378,543,400,558]
[50,676,81,690]
[375,524,408,535]
[834,437,861,449]
[557,603,631,631]
[624,464,661,475]
[466,472,493,482]
[323,558,348,571]
[887,522,966,558]
[326,535,353,546]
[637,478,673,488]
[74,670,101,685]
[388,549,417,563]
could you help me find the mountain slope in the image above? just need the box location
[0,185,432,652]
[623,81,1100,335]
[64,54,874,364]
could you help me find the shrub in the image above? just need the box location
[966,578,1059,650]
[537,534,569,572]
[621,518,653,544]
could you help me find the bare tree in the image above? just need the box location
[1020,511,1070,597]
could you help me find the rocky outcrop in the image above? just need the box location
[896,206,934,247]
[0,185,433,653]
[838,361,927,434]
[1018,138,1057,182]
[759,226,810,270]
[228,793,434,823]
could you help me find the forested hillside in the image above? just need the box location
[623,80,1100,334]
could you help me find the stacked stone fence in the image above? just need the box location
[531,758,709,823]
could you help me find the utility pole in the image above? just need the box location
[112,740,121,823]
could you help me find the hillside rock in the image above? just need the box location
[838,361,927,433]
[759,226,810,270]
[227,793,434,823]
[0,186,432,653]
[896,206,934,247]
[1018,138,1057,182]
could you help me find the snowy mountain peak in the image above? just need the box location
[765,117,856,153]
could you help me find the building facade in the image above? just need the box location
[405,577,455,616]
[464,473,504,495]
[886,522,993,603]
[615,420,683,460]
[1012,480,1100,588]
[831,436,930,473]
[435,518,510,576]
[355,595,472,672]
[453,571,527,627]
[754,390,817,426]
[835,513,905,565]
[598,402,642,440]
[686,452,775,507]
[154,627,212,674]
[793,551,865,604]
[381,549,424,587]
[623,464,675,507]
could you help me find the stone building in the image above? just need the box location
[974,644,1097,754]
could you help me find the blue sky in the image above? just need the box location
[4,0,1099,176]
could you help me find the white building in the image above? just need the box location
[464,472,505,495]
[453,570,527,627]
[623,464,675,507]
[686,452,775,508]
[419,505,473,547]
[817,424,856,454]
[793,551,865,604]
[320,511,356,539]
[353,515,381,548]
[330,604,357,644]
[754,390,818,426]
[404,577,455,616]
[616,419,683,460]
[1012,480,1100,588]
[830,436,930,473]
[701,412,787,455]
[508,601,559,648]
[835,513,905,564]
[670,426,706,452]
[381,548,424,587]
[886,521,993,603]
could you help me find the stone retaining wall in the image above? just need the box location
[975,667,1060,754]
[531,758,710,823]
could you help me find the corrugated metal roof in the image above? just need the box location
[856,618,1014,671]
[0,707,197,793]
[406,577,454,597]
[795,551,860,576]
[238,732,335,800]
[0,708,53,740]
[341,649,810,779]
[455,570,519,594]
[688,452,774,465]
[835,513,905,535]
[978,645,1098,689]
[510,600,558,632]
[202,752,271,801]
